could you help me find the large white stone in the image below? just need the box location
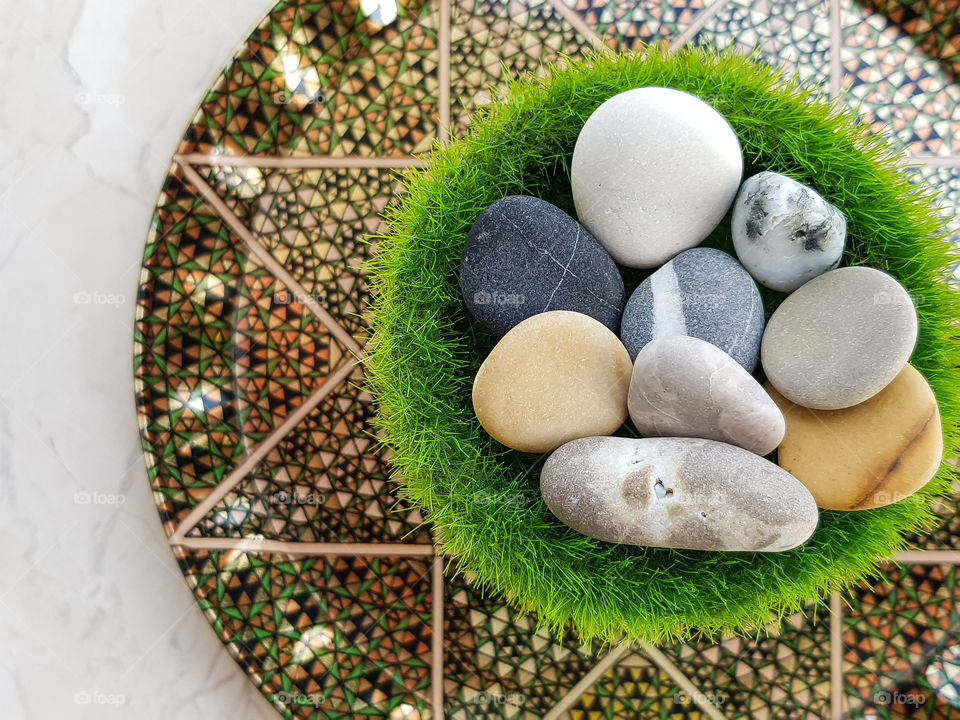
[571,87,743,268]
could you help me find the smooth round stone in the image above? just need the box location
[460,195,625,336]
[540,436,818,552]
[472,311,632,453]
[732,171,846,293]
[571,87,743,268]
[761,266,918,410]
[620,247,765,371]
[628,336,785,455]
[768,364,942,510]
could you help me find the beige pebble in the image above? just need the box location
[472,310,631,453]
[767,364,943,510]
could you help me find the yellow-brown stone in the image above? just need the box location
[767,364,943,510]
[472,310,631,453]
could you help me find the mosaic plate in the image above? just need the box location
[134,0,960,717]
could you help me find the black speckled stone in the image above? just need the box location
[619,247,765,371]
[460,195,625,335]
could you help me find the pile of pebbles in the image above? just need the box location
[459,87,942,553]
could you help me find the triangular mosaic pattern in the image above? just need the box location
[842,564,960,719]
[443,566,603,719]
[555,0,705,51]
[196,163,265,219]
[196,164,399,347]
[189,364,430,543]
[694,0,832,85]
[907,164,960,259]
[449,0,593,137]
[136,167,250,533]
[178,0,439,158]
[176,547,433,720]
[905,492,960,551]
[249,166,397,345]
[661,608,832,719]
[926,644,960,713]
[135,166,350,534]
[566,652,704,720]
[861,0,960,79]
[233,273,349,440]
[841,0,960,156]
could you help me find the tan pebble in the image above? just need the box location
[472,310,631,453]
[767,364,943,510]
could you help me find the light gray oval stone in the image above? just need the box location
[619,247,765,371]
[628,336,785,455]
[540,436,818,552]
[732,171,846,293]
[571,87,743,268]
[761,266,918,410]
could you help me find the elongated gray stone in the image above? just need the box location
[628,336,785,455]
[540,436,818,552]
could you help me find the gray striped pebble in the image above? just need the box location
[619,247,765,372]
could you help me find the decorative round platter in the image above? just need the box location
[134,0,960,718]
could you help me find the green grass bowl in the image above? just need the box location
[364,46,960,644]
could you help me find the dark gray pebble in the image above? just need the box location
[460,195,625,335]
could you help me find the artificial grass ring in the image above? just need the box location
[365,46,960,643]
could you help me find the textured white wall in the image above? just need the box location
[0,1,278,717]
